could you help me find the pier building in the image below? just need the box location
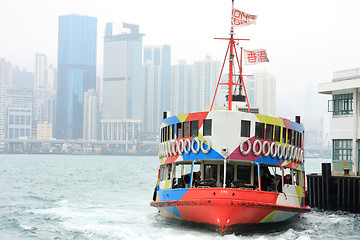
[318,68,360,175]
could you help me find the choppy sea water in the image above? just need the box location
[0,154,359,240]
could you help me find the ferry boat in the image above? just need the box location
[150,0,310,234]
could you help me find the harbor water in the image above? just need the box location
[0,154,359,240]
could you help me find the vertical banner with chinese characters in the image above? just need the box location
[244,49,269,65]
[231,9,257,27]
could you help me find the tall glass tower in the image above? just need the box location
[56,14,97,139]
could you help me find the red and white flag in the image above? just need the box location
[231,9,257,27]
[244,49,269,65]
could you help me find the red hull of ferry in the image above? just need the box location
[150,188,310,233]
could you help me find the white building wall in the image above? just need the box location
[0,77,6,139]
[253,70,276,116]
[35,53,48,88]
[83,89,99,140]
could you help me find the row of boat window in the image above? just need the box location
[160,119,303,148]
[243,120,303,148]
[160,119,212,143]
[159,162,303,192]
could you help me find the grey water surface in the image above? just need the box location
[0,154,358,240]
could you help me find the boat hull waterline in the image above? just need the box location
[151,188,310,233]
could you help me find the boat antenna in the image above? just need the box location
[210,0,251,113]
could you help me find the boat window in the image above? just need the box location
[172,124,175,139]
[299,133,303,148]
[295,131,299,147]
[204,164,218,182]
[183,121,189,138]
[161,128,163,142]
[193,164,201,184]
[160,165,165,181]
[203,119,212,136]
[255,122,265,139]
[283,167,293,186]
[287,129,292,144]
[220,164,235,188]
[176,123,182,138]
[291,130,296,145]
[265,124,274,141]
[165,164,172,180]
[236,165,251,184]
[190,120,199,137]
[294,170,301,187]
[172,163,193,189]
[241,120,251,137]
[282,127,287,143]
[274,125,281,142]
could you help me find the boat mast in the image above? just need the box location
[210,0,251,113]
[228,0,235,111]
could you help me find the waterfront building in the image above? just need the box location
[35,53,47,88]
[0,77,6,140]
[170,56,220,115]
[102,22,144,121]
[190,56,220,113]
[32,121,52,139]
[0,58,12,86]
[6,104,32,139]
[170,60,193,115]
[6,87,33,107]
[83,89,99,140]
[33,87,56,125]
[47,64,57,90]
[100,119,141,151]
[56,14,97,140]
[143,45,171,135]
[318,67,360,175]
[248,70,276,116]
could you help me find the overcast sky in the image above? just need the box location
[1,0,360,98]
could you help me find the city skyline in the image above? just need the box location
[1,0,360,100]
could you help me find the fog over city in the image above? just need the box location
[2,0,360,92]
[0,0,359,148]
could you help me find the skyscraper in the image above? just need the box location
[170,56,220,115]
[143,45,171,135]
[102,22,144,139]
[248,70,276,116]
[35,53,47,88]
[83,89,99,140]
[0,58,12,86]
[56,14,97,139]
[0,77,5,140]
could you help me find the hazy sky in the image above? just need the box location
[1,0,360,97]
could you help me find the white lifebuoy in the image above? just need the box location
[160,143,165,157]
[253,139,262,156]
[277,144,283,159]
[240,139,251,155]
[158,144,162,157]
[284,145,290,160]
[167,141,172,156]
[299,150,304,163]
[270,142,277,158]
[262,141,271,157]
[171,141,177,156]
[201,138,211,154]
[191,138,200,154]
[177,139,184,155]
[184,138,191,155]
[293,148,299,161]
[289,146,294,160]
